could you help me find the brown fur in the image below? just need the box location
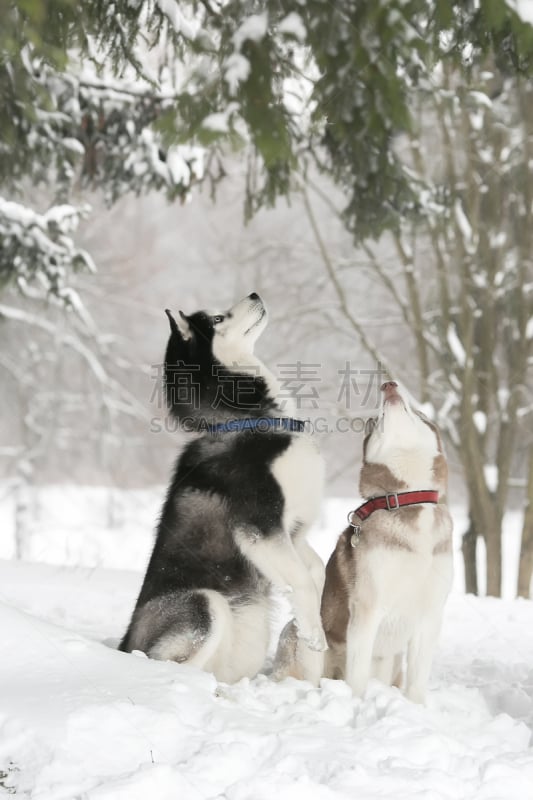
[359,462,407,498]
[271,621,306,680]
[321,401,453,695]
[272,391,453,694]
[321,529,354,647]
[432,453,448,497]
[321,507,424,652]
[432,536,452,556]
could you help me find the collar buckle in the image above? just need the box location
[385,492,399,511]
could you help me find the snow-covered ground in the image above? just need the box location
[0,486,532,798]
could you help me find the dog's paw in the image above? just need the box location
[405,685,426,705]
[296,624,328,652]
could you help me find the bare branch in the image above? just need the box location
[301,189,393,376]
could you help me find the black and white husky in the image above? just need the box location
[119,293,326,682]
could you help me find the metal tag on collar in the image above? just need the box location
[347,510,361,547]
[385,492,399,511]
[350,527,361,547]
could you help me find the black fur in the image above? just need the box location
[119,296,290,658]
[164,309,275,426]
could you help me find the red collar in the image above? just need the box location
[348,490,439,526]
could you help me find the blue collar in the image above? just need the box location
[206,417,306,434]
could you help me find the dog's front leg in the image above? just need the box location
[294,538,326,597]
[405,614,443,704]
[236,529,327,652]
[345,603,381,697]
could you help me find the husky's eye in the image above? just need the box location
[213,315,224,325]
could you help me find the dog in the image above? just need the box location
[320,380,453,702]
[119,293,326,683]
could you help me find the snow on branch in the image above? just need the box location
[506,0,533,25]
[454,198,476,252]
[0,198,94,303]
[224,12,268,96]
[154,0,200,39]
[447,323,467,367]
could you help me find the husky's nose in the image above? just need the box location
[249,292,259,301]
[381,381,398,393]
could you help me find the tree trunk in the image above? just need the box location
[484,521,502,597]
[461,516,478,595]
[517,447,533,598]
[14,479,30,560]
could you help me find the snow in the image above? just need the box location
[1,486,527,597]
[223,11,268,95]
[1,486,532,797]
[469,109,484,131]
[278,12,307,42]
[454,198,473,245]
[202,104,239,134]
[473,410,487,435]
[155,0,199,39]
[527,315,533,340]
[224,53,251,95]
[447,323,467,367]
[233,13,269,51]
[45,203,84,232]
[507,0,533,25]
[484,464,499,493]
[468,91,493,109]
[489,231,507,249]
[0,196,94,300]
[166,149,193,186]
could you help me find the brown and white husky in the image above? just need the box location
[274,381,453,703]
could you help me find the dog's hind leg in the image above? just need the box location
[271,620,302,681]
[143,590,229,672]
[272,620,324,684]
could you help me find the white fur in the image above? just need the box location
[235,528,326,652]
[201,294,326,669]
[365,393,439,490]
[270,434,325,536]
[344,385,453,702]
[211,295,288,407]
[152,590,271,683]
[345,520,453,701]
[212,294,326,652]
[203,592,272,683]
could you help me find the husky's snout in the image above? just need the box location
[381,380,403,406]
[381,380,398,396]
[236,292,267,337]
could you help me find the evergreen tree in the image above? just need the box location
[2,0,533,299]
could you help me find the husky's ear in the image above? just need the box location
[165,308,192,341]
